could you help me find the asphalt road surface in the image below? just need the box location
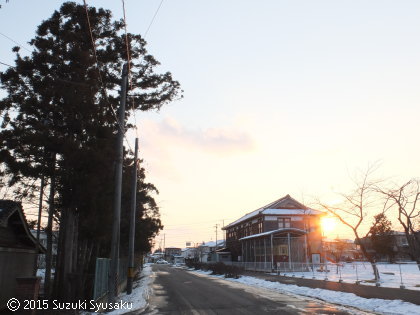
[141,265,367,315]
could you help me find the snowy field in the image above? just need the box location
[190,268,420,315]
[273,262,420,290]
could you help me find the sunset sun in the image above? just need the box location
[321,217,337,234]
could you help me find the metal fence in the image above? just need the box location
[93,258,128,301]
[220,261,420,290]
[241,236,307,264]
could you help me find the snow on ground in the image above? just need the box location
[36,268,45,279]
[87,264,153,315]
[190,269,420,315]
[276,262,420,290]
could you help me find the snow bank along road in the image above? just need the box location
[142,265,369,314]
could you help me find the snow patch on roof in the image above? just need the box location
[225,208,323,229]
[223,195,324,230]
[263,208,322,215]
[200,240,225,247]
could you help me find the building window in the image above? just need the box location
[274,244,288,256]
[278,217,291,229]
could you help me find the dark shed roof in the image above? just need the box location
[0,200,45,253]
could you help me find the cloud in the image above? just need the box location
[142,117,255,155]
[135,117,255,181]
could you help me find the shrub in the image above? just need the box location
[224,264,244,279]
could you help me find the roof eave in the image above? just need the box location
[239,228,307,241]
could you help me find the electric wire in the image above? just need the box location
[121,0,167,152]
[144,0,164,38]
[0,60,13,67]
[0,31,32,53]
[162,218,237,228]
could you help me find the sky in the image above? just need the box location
[1,1,420,248]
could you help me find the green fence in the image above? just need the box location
[93,258,128,301]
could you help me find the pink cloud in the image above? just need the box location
[142,117,255,155]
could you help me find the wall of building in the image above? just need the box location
[294,216,322,260]
[229,215,322,261]
[0,249,37,309]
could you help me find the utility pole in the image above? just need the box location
[214,224,219,262]
[109,63,128,302]
[127,138,138,294]
[163,234,166,259]
[222,219,225,245]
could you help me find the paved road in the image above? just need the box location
[141,265,364,315]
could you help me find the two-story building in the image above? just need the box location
[164,247,182,263]
[222,194,324,267]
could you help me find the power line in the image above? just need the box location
[0,32,32,53]
[162,219,236,228]
[144,0,165,38]
[0,60,13,67]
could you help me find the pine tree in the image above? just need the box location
[369,213,395,263]
[0,1,181,300]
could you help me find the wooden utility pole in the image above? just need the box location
[127,138,138,294]
[222,220,225,245]
[109,63,128,302]
[215,224,219,261]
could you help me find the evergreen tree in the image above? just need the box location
[369,213,395,262]
[0,1,180,299]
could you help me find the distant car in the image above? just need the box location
[156,259,169,264]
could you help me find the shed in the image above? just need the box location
[0,200,45,309]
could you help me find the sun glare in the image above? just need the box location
[321,217,337,234]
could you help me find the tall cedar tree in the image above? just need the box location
[0,1,180,298]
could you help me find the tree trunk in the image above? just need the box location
[44,154,56,297]
[355,235,380,281]
[371,261,380,281]
[63,208,76,301]
[53,207,78,301]
[53,208,66,298]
